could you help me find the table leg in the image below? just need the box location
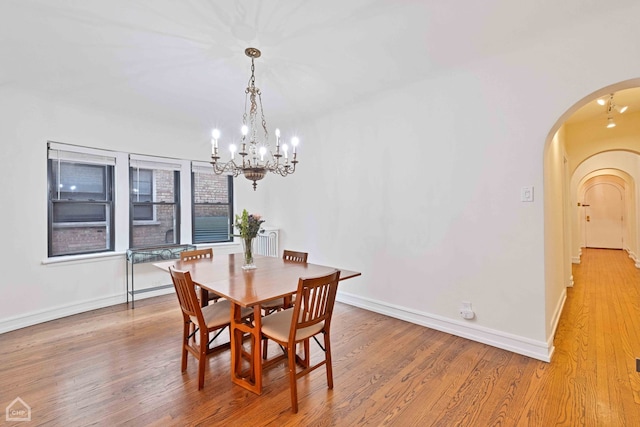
[200,288,209,307]
[283,295,292,309]
[230,303,263,394]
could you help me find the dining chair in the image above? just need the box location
[169,267,252,390]
[180,248,213,261]
[260,269,341,413]
[261,250,309,315]
[180,248,221,303]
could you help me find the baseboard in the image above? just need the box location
[549,287,566,344]
[4,287,555,363]
[0,287,175,334]
[627,250,640,268]
[336,291,552,362]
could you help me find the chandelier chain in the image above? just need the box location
[250,58,256,87]
[259,92,268,140]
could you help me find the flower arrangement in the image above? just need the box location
[234,209,265,239]
[235,209,265,269]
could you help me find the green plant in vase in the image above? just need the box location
[234,209,265,269]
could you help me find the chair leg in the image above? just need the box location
[181,322,190,372]
[302,339,310,368]
[262,337,269,359]
[197,329,208,390]
[324,333,333,389]
[288,344,299,413]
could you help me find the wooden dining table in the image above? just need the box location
[154,253,361,394]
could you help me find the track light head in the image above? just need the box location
[602,93,627,128]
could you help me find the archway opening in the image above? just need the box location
[543,79,640,349]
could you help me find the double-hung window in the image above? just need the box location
[47,143,115,257]
[129,155,180,248]
[191,161,233,243]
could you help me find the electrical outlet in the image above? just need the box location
[459,301,475,320]
[460,310,475,320]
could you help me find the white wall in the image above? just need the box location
[255,56,553,357]
[2,3,640,361]
[0,88,238,332]
[244,3,640,361]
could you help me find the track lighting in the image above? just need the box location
[603,93,627,129]
[607,117,616,128]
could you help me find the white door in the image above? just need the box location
[584,183,623,249]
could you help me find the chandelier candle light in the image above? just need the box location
[210,47,299,190]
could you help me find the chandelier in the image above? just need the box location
[210,47,299,190]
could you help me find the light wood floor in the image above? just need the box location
[2,248,640,426]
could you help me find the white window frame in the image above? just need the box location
[47,142,116,257]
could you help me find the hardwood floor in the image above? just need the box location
[2,248,640,426]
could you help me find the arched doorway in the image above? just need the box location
[571,160,639,265]
[543,78,640,351]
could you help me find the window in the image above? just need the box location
[129,155,181,248]
[191,162,233,243]
[47,144,234,257]
[48,143,115,257]
[131,168,153,221]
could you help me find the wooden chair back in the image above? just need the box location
[180,248,213,261]
[169,267,204,326]
[283,250,308,263]
[289,270,340,341]
[260,251,309,319]
[179,248,219,302]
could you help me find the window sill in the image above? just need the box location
[42,241,242,265]
[42,251,125,265]
[52,221,107,229]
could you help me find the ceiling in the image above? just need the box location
[1,0,637,134]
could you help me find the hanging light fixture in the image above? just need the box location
[210,47,299,190]
[603,93,628,129]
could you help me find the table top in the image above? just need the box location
[154,253,361,307]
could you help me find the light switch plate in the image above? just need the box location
[521,186,534,202]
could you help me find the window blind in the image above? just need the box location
[129,154,181,171]
[48,142,116,166]
[191,160,227,175]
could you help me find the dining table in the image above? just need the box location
[154,253,361,394]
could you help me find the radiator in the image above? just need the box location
[255,228,279,257]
